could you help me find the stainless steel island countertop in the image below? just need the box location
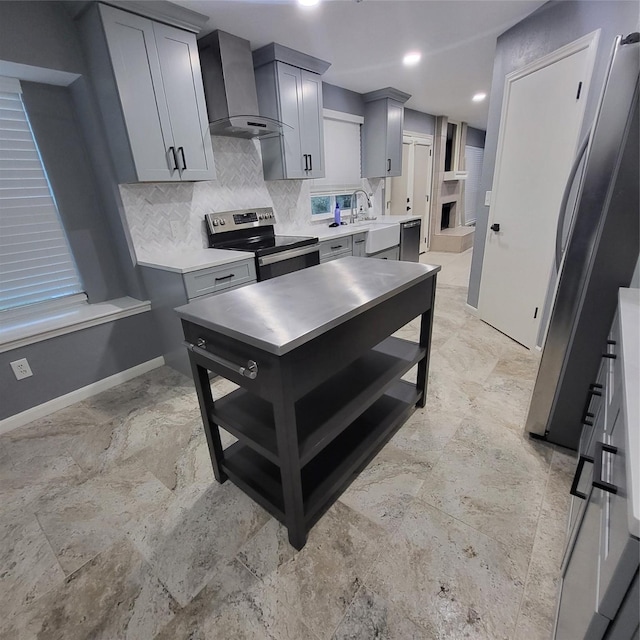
[175,256,440,355]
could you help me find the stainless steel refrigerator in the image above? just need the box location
[525,33,639,450]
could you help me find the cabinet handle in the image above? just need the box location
[168,146,179,171]
[387,158,391,172]
[593,441,618,494]
[330,245,343,250]
[570,454,594,500]
[309,154,313,171]
[355,239,365,244]
[178,147,187,171]
[602,353,617,359]
[581,410,595,424]
[607,340,616,345]
[590,383,603,389]
[214,273,235,282]
[303,154,308,171]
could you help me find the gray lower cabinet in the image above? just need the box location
[253,49,329,180]
[555,292,640,640]
[319,236,352,263]
[361,89,410,178]
[77,3,215,183]
[368,246,400,261]
[140,259,256,375]
[352,233,367,257]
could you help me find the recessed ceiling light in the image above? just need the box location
[472,92,487,102]
[298,0,320,6]
[403,51,421,66]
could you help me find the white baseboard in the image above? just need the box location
[0,356,165,435]
[465,303,480,317]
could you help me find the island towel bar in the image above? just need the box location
[184,341,259,379]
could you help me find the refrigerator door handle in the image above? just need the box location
[555,132,591,271]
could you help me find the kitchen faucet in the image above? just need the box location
[349,189,372,223]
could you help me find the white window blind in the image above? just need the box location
[0,77,84,312]
[464,144,484,225]
[310,114,362,193]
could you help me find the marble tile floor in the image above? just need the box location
[0,249,576,640]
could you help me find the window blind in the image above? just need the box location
[464,144,484,225]
[0,77,84,312]
[310,115,362,193]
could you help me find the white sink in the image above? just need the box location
[365,222,400,254]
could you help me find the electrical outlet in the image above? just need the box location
[170,221,181,239]
[484,191,492,206]
[10,358,33,380]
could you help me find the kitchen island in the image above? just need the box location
[176,256,440,549]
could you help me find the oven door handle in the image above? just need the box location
[258,244,319,266]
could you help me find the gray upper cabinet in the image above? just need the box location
[361,88,411,178]
[78,4,215,183]
[253,43,330,180]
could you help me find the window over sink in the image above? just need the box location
[311,193,354,220]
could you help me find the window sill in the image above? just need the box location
[0,297,151,354]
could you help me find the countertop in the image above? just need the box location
[137,215,422,273]
[176,256,440,356]
[136,249,254,274]
[295,214,422,241]
[619,287,639,537]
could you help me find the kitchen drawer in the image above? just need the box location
[606,312,623,422]
[597,404,639,620]
[556,486,610,640]
[368,245,399,261]
[320,250,351,264]
[319,237,353,261]
[583,360,607,431]
[566,397,605,564]
[183,259,256,299]
[605,573,638,639]
[352,233,367,257]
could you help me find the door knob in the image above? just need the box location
[490,223,500,232]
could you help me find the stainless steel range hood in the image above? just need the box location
[198,30,284,139]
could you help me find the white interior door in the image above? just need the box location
[387,136,433,252]
[478,33,598,348]
[413,141,432,252]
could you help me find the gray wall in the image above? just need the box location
[404,108,436,136]
[322,81,365,116]
[466,126,486,148]
[467,0,639,308]
[322,84,441,138]
[0,315,160,420]
[0,1,161,420]
[0,0,85,74]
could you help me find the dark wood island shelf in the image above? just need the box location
[177,257,439,549]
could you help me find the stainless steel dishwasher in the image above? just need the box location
[399,219,421,262]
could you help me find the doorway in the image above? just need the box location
[386,133,433,253]
[478,31,599,349]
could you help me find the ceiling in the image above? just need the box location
[174,0,547,130]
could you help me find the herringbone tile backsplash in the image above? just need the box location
[119,136,382,261]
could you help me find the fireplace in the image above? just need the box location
[441,202,455,230]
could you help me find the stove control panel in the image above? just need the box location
[205,208,275,234]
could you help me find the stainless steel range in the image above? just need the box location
[205,208,319,281]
